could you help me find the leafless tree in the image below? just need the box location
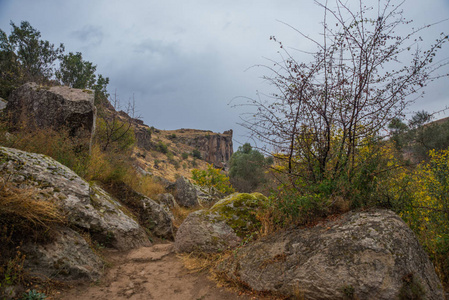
[240,0,448,197]
[96,91,137,152]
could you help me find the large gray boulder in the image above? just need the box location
[174,210,241,253]
[218,209,444,300]
[0,146,150,251]
[171,176,198,207]
[194,184,218,206]
[6,82,95,139]
[175,193,267,253]
[22,227,103,281]
[104,183,175,240]
[140,196,174,239]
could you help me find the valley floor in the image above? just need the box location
[52,243,269,300]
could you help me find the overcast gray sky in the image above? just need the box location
[1,0,448,148]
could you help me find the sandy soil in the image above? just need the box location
[53,243,269,300]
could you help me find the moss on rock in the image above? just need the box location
[175,193,268,253]
[208,192,267,238]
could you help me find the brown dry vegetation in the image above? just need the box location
[0,177,66,296]
[132,128,210,181]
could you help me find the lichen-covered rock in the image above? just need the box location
[22,227,103,281]
[6,83,96,139]
[218,209,444,300]
[0,146,150,251]
[171,176,198,207]
[140,196,174,239]
[174,193,267,253]
[209,193,267,237]
[194,184,217,206]
[157,193,177,209]
[174,210,241,253]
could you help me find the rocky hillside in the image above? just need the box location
[110,106,234,181]
[132,128,233,181]
[3,82,234,182]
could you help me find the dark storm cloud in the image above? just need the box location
[1,0,448,147]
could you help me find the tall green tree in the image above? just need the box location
[389,112,449,162]
[229,143,272,193]
[56,52,96,89]
[0,21,64,97]
[0,31,21,98]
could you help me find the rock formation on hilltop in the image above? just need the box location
[174,129,233,168]
[6,83,96,140]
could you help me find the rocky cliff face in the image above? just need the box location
[175,129,233,168]
[6,83,96,140]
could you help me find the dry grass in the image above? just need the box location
[172,206,201,229]
[123,170,165,199]
[0,125,89,176]
[83,144,114,182]
[0,179,65,296]
[0,179,65,230]
[178,252,220,274]
[84,144,164,200]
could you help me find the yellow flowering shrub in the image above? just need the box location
[191,164,234,195]
[400,149,449,285]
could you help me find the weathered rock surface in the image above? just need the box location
[174,210,241,253]
[103,181,175,240]
[194,185,217,206]
[170,176,199,207]
[175,193,267,253]
[22,227,103,281]
[218,209,444,300]
[140,196,174,239]
[6,82,95,139]
[157,193,177,209]
[0,146,150,251]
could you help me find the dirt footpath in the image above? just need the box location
[53,243,267,300]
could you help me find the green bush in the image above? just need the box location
[155,141,168,154]
[192,149,201,159]
[191,164,234,195]
[166,151,174,160]
[267,185,329,229]
[229,143,272,193]
[22,290,47,300]
[95,117,136,152]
